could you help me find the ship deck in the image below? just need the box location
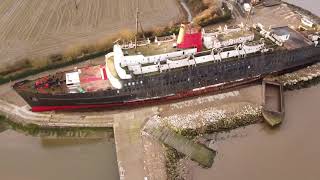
[126,41,178,56]
[217,30,253,41]
[272,26,313,50]
[15,65,113,95]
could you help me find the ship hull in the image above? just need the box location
[31,77,259,112]
[15,45,320,112]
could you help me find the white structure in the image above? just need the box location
[243,3,252,12]
[203,27,254,49]
[66,72,80,86]
[273,33,290,43]
[309,34,319,46]
[106,45,198,80]
[125,42,266,75]
[65,71,81,92]
[121,48,197,67]
[301,18,314,28]
[120,38,151,50]
[105,51,123,89]
[114,45,132,80]
[255,23,286,46]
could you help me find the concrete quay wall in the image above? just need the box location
[0,99,114,128]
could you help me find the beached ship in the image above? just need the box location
[13,23,320,112]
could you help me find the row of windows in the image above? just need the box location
[123,80,144,87]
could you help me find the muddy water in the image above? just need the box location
[284,0,320,16]
[0,130,119,180]
[192,84,320,180]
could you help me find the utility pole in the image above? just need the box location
[74,0,78,10]
[245,2,254,27]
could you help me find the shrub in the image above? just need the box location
[49,53,63,63]
[186,0,209,15]
[29,57,50,68]
[63,44,84,60]
[194,3,232,27]
[119,30,135,41]
[0,58,32,76]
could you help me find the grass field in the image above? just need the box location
[0,0,183,70]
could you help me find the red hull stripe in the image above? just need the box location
[102,67,108,80]
[31,78,259,112]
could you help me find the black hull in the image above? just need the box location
[15,45,320,111]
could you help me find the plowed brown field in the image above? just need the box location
[0,0,182,67]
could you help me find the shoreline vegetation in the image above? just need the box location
[187,0,231,26]
[0,0,231,85]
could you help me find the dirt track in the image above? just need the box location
[0,0,183,67]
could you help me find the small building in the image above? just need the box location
[243,3,252,12]
[272,29,290,42]
[66,71,80,87]
[301,17,315,28]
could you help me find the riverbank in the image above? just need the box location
[268,63,320,90]
[0,115,113,138]
[283,0,320,18]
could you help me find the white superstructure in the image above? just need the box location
[110,42,266,76]
[203,25,254,49]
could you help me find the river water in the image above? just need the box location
[284,0,320,16]
[0,129,119,180]
[192,84,320,179]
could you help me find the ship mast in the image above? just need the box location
[245,2,254,28]
[135,0,140,51]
